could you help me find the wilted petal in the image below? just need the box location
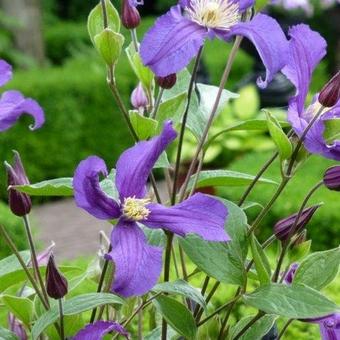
[74,321,129,340]
[144,193,230,242]
[227,13,288,88]
[140,5,208,77]
[73,156,121,220]
[282,24,327,114]
[0,91,45,132]
[0,59,12,87]
[115,121,177,200]
[105,220,163,297]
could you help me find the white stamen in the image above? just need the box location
[185,0,240,30]
[122,196,151,221]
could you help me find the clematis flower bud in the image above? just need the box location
[122,0,141,29]
[8,313,27,340]
[323,166,340,191]
[156,74,177,89]
[274,205,320,242]
[4,151,31,216]
[283,263,299,284]
[318,71,340,108]
[46,254,68,299]
[131,83,148,111]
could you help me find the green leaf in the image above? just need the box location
[0,326,18,340]
[243,283,339,318]
[293,247,340,290]
[234,85,259,119]
[144,326,177,340]
[14,178,73,196]
[156,92,187,130]
[153,280,206,308]
[180,200,248,286]
[87,0,120,43]
[230,314,277,340]
[32,293,124,339]
[153,296,197,339]
[265,111,292,160]
[162,69,190,100]
[2,295,33,327]
[250,234,271,285]
[94,29,124,66]
[129,110,158,140]
[0,251,30,277]
[187,83,238,139]
[324,119,340,143]
[100,169,118,199]
[154,152,170,169]
[255,0,269,11]
[126,43,154,90]
[222,119,290,132]
[142,227,166,247]
[186,170,277,192]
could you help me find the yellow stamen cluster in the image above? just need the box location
[122,196,151,221]
[185,0,240,30]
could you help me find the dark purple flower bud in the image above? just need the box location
[4,151,31,217]
[156,74,177,89]
[323,166,340,191]
[131,83,148,111]
[318,71,340,108]
[121,0,140,29]
[8,313,27,340]
[274,205,320,241]
[46,254,68,299]
[283,263,299,284]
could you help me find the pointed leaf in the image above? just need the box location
[2,295,33,327]
[14,178,73,196]
[129,111,158,140]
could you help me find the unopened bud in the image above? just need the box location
[4,151,31,216]
[122,0,141,29]
[8,313,27,340]
[156,74,177,89]
[283,263,299,284]
[318,71,340,108]
[323,166,340,191]
[46,254,68,299]
[274,205,320,241]
[131,83,148,110]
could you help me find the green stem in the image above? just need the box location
[23,215,50,307]
[193,276,210,317]
[195,281,220,323]
[233,311,265,339]
[272,243,288,282]
[0,224,49,310]
[178,36,243,202]
[131,28,139,52]
[171,47,203,205]
[278,319,293,339]
[58,299,65,340]
[151,88,164,119]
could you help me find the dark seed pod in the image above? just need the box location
[156,74,177,89]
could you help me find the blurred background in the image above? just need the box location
[0,0,339,257]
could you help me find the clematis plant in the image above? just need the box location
[1,1,340,339]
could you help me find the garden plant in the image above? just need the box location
[0,0,340,339]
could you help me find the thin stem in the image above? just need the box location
[131,28,139,52]
[151,88,164,119]
[171,244,180,278]
[188,151,204,198]
[178,244,188,281]
[197,295,240,327]
[239,152,279,206]
[278,319,293,339]
[233,311,265,339]
[272,243,288,282]
[0,224,49,310]
[100,0,108,28]
[161,232,174,340]
[137,298,143,340]
[23,215,50,307]
[178,36,243,202]
[171,47,203,205]
[195,281,220,323]
[193,276,210,317]
[58,299,65,340]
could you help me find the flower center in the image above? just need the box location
[185,0,240,30]
[122,196,151,221]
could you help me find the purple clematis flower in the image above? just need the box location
[73,121,229,297]
[73,321,129,340]
[282,24,340,161]
[140,0,288,88]
[0,59,44,132]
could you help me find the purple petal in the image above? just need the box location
[115,121,177,200]
[307,313,340,340]
[143,193,230,242]
[105,220,163,297]
[0,59,12,87]
[282,24,327,114]
[140,5,207,77]
[231,0,255,11]
[0,90,45,132]
[228,13,289,89]
[74,321,129,340]
[73,156,121,220]
[283,263,299,284]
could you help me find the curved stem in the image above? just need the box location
[171,47,203,205]
[178,36,243,202]
[278,319,293,339]
[151,88,164,119]
[233,311,265,339]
